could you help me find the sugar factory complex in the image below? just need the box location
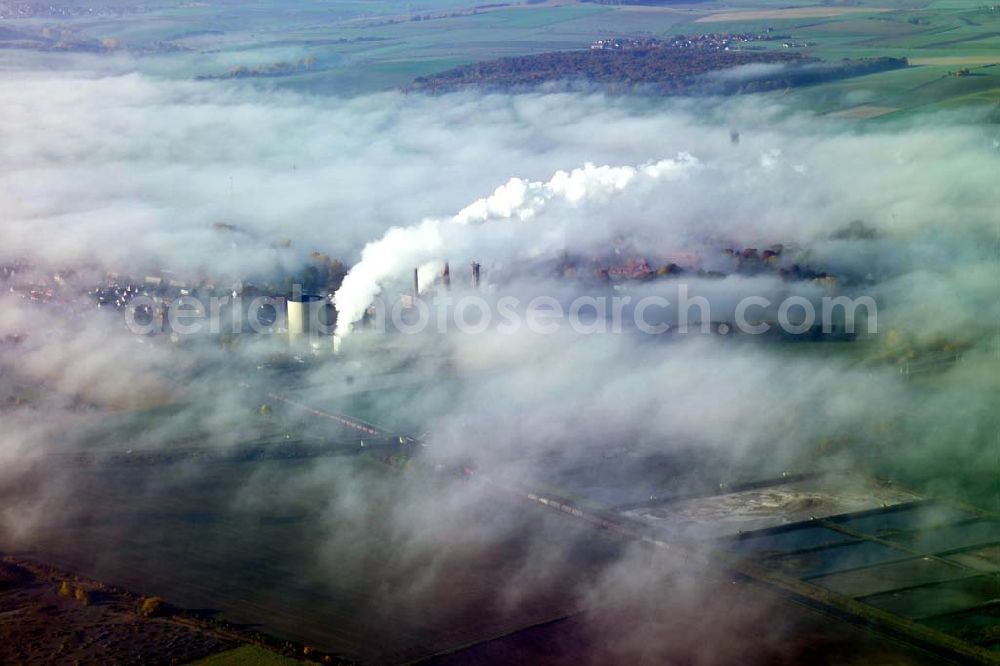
[3,246,995,663]
[0,200,992,663]
[3,234,858,354]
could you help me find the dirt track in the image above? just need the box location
[696,7,893,22]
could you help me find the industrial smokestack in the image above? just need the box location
[154,299,168,333]
[471,261,481,289]
[442,262,451,291]
[413,267,419,299]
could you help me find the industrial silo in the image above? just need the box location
[287,293,324,344]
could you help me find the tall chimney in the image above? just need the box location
[471,261,481,289]
[442,262,451,291]
[413,267,419,299]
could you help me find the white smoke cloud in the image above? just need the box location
[333,155,700,339]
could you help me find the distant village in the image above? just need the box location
[589,31,789,52]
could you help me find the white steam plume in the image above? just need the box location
[332,155,699,341]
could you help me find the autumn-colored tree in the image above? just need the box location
[139,596,164,617]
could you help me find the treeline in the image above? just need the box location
[196,56,318,81]
[709,56,909,95]
[409,49,908,95]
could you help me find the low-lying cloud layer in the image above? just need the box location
[1,66,997,662]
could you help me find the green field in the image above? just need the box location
[1,0,997,115]
[192,645,301,666]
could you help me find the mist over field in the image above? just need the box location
[0,58,997,662]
